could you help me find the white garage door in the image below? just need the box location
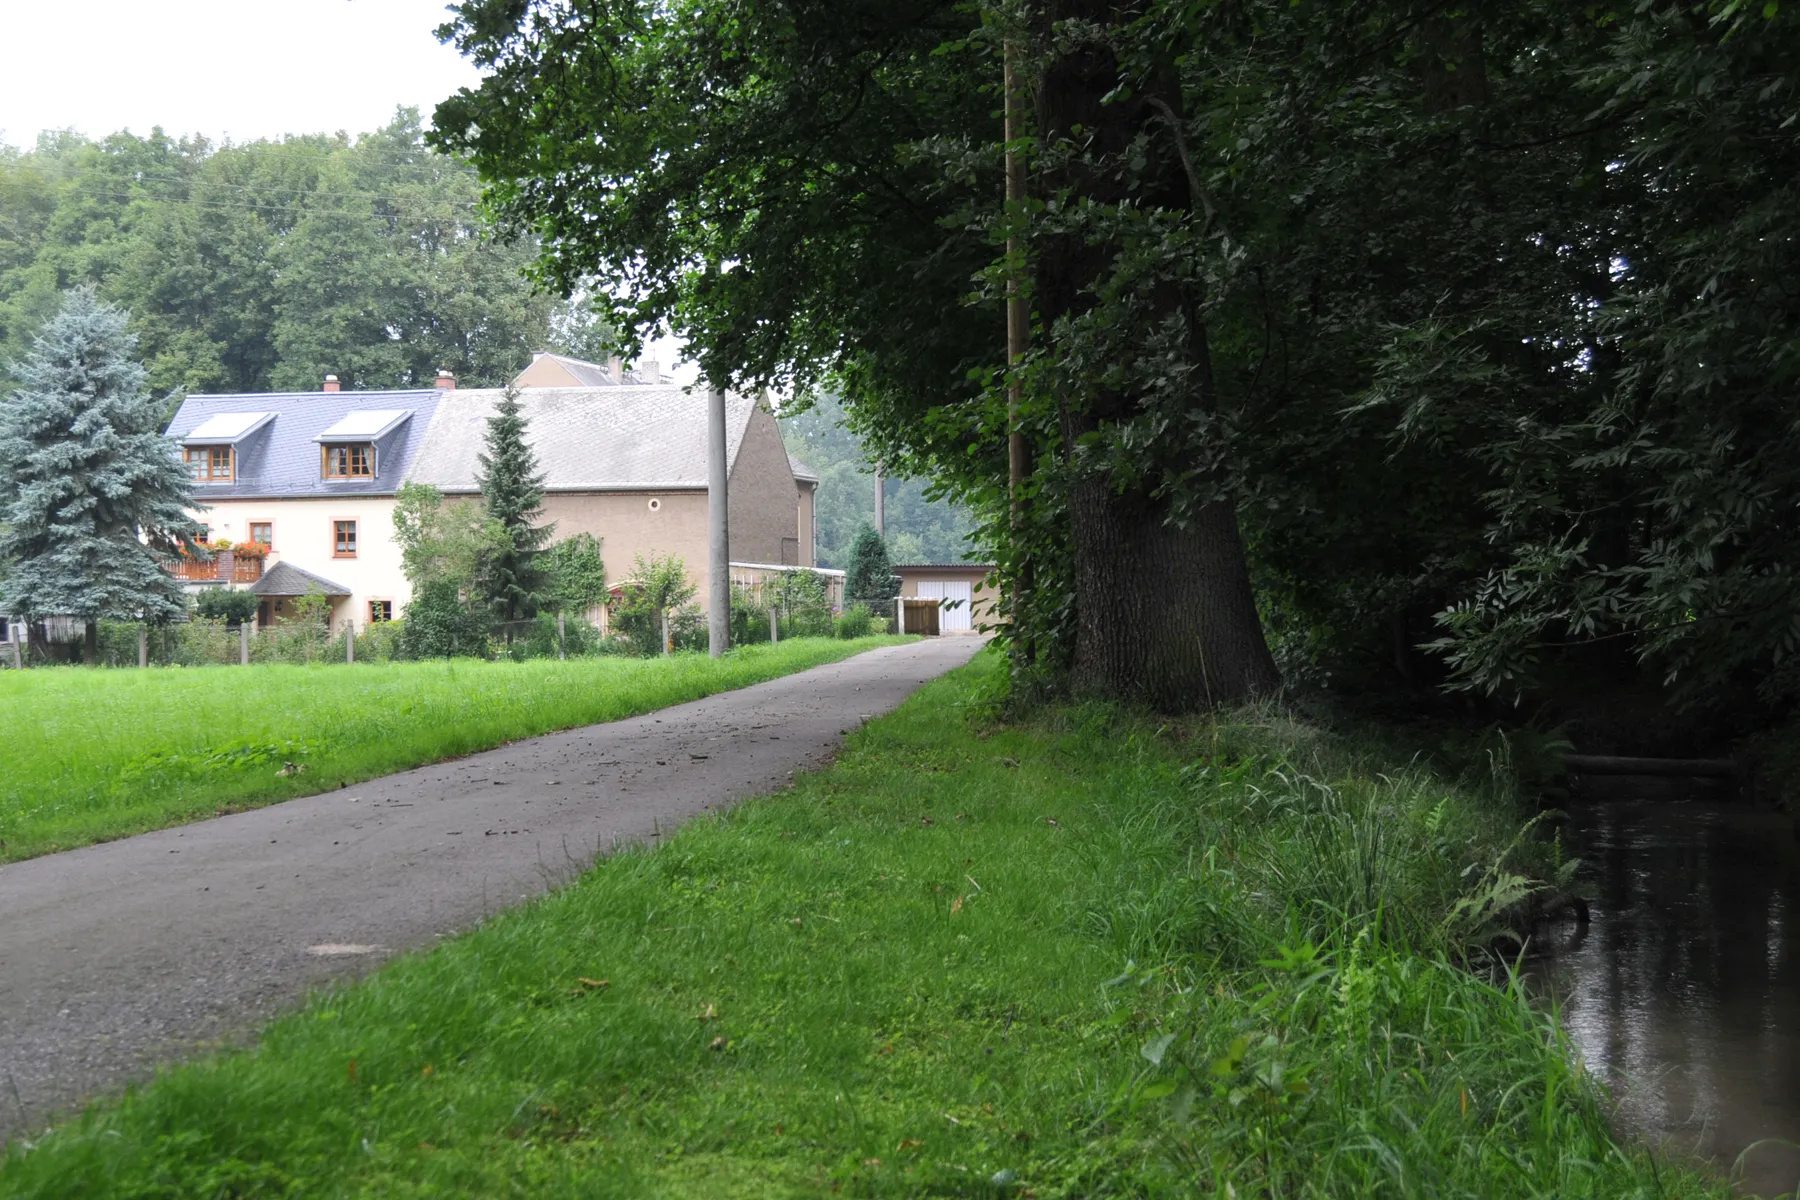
[915,580,973,632]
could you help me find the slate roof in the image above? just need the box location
[249,561,351,597]
[408,386,760,492]
[165,388,443,498]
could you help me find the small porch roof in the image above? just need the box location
[248,562,352,598]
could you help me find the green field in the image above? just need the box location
[0,637,908,863]
[0,652,1722,1198]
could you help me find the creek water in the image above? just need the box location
[1531,797,1800,1196]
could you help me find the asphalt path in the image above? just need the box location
[0,637,981,1136]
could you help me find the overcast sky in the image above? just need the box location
[0,0,478,148]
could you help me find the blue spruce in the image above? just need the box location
[0,289,199,659]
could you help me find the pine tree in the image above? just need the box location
[476,384,553,629]
[0,289,198,659]
[844,523,899,610]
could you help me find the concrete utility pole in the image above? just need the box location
[874,468,886,537]
[707,382,731,657]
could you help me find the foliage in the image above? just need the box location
[432,0,1285,708]
[541,532,607,614]
[0,289,199,628]
[764,568,833,639]
[193,589,257,626]
[0,636,906,862]
[509,611,604,661]
[0,110,609,397]
[391,482,507,595]
[0,655,1724,1196]
[779,394,976,567]
[611,554,697,656]
[833,603,874,640]
[728,582,772,647]
[399,580,493,661]
[476,385,552,625]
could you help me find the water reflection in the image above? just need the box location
[1532,799,1800,1196]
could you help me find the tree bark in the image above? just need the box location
[84,618,98,664]
[1034,0,1280,709]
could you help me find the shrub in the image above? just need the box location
[194,588,258,625]
[399,580,492,659]
[612,554,697,655]
[834,603,873,639]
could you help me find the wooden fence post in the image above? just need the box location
[11,633,21,671]
[138,624,148,668]
[557,611,566,660]
[346,622,355,664]
[661,610,671,657]
[240,621,250,666]
[769,607,779,644]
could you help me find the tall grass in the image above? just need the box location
[0,653,1727,1197]
[0,637,908,862]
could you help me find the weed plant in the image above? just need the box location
[0,636,907,862]
[0,652,1725,1197]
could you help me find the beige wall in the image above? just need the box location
[728,401,804,566]
[541,489,714,606]
[513,357,585,388]
[189,494,407,632]
[797,481,816,566]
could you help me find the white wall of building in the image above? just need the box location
[190,495,407,631]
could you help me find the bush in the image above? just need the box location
[399,580,492,659]
[194,588,258,625]
[834,604,874,639]
[730,583,772,646]
[506,611,604,660]
[353,619,406,662]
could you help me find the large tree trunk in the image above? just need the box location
[1034,0,1280,709]
[1067,480,1279,707]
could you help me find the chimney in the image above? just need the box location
[607,355,624,385]
[322,374,340,393]
[434,369,456,390]
[636,358,660,384]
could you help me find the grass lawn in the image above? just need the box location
[0,649,1724,1198]
[0,636,909,863]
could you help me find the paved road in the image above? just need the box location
[0,637,981,1135]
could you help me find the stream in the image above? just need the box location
[1531,796,1800,1197]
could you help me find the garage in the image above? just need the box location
[891,564,996,635]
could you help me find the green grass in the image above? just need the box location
[0,637,910,863]
[0,651,1727,1198]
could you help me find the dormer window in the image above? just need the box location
[185,445,234,481]
[313,409,412,481]
[322,444,374,479]
[180,410,272,484]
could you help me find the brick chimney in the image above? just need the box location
[434,369,456,390]
[635,358,660,383]
[322,374,340,393]
[607,355,624,384]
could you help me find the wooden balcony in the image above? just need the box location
[165,551,265,584]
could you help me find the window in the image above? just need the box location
[248,521,273,548]
[184,445,234,481]
[368,599,393,623]
[323,444,374,479]
[333,519,358,557]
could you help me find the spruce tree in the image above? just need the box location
[844,523,899,610]
[476,385,553,629]
[0,289,198,659]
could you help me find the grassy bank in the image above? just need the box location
[0,652,1722,1197]
[0,637,909,863]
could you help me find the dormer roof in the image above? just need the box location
[182,411,274,444]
